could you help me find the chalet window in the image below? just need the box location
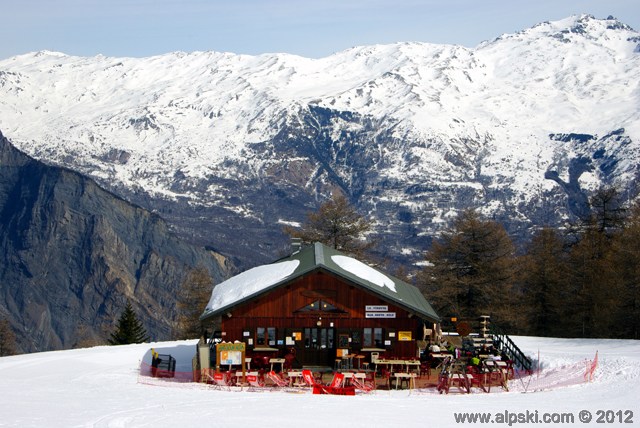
[363,327,383,347]
[374,328,383,347]
[256,327,276,346]
[304,327,334,350]
[363,328,372,346]
[257,327,265,345]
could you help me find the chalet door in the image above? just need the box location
[302,327,335,367]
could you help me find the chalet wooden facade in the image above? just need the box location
[200,242,440,368]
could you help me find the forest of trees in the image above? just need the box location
[5,188,637,355]
[280,188,639,340]
[417,188,640,340]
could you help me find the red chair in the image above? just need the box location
[420,361,431,378]
[208,371,235,390]
[246,371,266,391]
[303,370,355,395]
[379,368,392,389]
[266,370,289,388]
[252,356,269,370]
[351,374,375,393]
[466,365,489,393]
[328,372,345,388]
[302,369,316,387]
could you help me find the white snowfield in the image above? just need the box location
[0,15,638,205]
[0,336,638,427]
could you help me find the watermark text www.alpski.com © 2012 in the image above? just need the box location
[454,410,634,425]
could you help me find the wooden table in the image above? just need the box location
[286,371,305,387]
[376,359,406,373]
[342,372,366,386]
[269,358,286,372]
[393,372,417,390]
[430,353,452,368]
[403,360,420,373]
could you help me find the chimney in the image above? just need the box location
[291,238,302,253]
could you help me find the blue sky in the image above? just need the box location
[2,0,639,59]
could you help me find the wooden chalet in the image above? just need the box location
[200,242,440,369]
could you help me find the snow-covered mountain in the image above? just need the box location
[1,14,639,266]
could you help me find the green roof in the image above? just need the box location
[201,242,440,323]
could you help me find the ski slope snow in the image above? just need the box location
[0,336,638,427]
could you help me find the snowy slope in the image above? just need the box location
[0,336,638,427]
[0,14,639,264]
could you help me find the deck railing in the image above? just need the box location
[489,325,533,373]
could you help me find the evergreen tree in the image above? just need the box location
[284,193,374,258]
[562,186,628,337]
[108,301,149,345]
[517,228,569,337]
[0,316,17,356]
[565,226,620,337]
[611,202,640,339]
[174,267,215,340]
[417,209,516,325]
[588,186,627,235]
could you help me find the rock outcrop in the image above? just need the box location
[0,132,228,353]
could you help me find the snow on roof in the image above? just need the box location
[205,260,300,313]
[331,255,397,293]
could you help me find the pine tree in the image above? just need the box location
[517,228,569,337]
[561,187,628,337]
[565,226,620,337]
[610,202,640,339]
[417,209,516,325]
[588,186,627,235]
[108,301,149,345]
[284,193,374,258]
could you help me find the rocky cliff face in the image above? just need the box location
[0,132,228,353]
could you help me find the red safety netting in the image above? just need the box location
[138,352,600,394]
[138,361,196,384]
[511,351,599,392]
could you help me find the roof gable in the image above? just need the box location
[201,242,440,323]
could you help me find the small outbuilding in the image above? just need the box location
[200,242,440,369]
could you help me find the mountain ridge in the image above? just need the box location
[0,14,639,267]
